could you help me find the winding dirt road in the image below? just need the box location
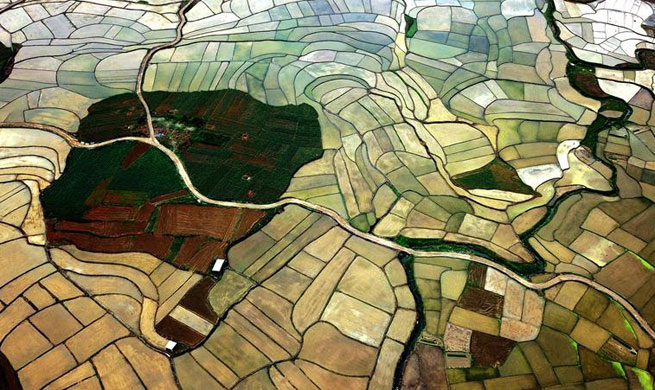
[3,120,655,341]
[1,0,653,344]
[135,0,197,141]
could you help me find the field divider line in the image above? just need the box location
[2,0,652,353]
[136,0,197,141]
[2,125,654,341]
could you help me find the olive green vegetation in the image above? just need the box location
[405,15,418,38]
[395,1,627,280]
[393,2,624,282]
[41,142,184,221]
[393,252,427,389]
[451,158,537,195]
[514,1,623,243]
[545,0,631,150]
[566,61,631,152]
[395,236,544,277]
[466,367,499,381]
[396,2,642,387]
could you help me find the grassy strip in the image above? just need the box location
[395,236,544,277]
[392,252,426,389]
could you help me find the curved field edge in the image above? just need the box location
[40,141,271,272]
[76,89,324,204]
[393,0,655,386]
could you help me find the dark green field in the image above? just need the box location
[77,90,323,203]
[42,142,184,220]
[40,142,272,270]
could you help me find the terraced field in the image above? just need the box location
[1,0,655,389]
[42,142,269,271]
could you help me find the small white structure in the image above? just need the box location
[165,340,177,351]
[212,258,226,272]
